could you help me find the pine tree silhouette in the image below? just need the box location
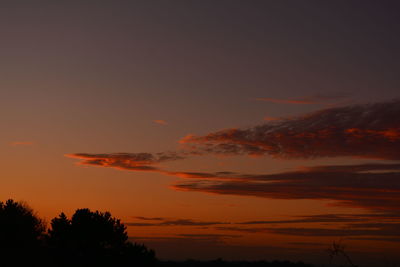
[0,199,46,264]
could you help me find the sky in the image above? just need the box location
[1,1,400,266]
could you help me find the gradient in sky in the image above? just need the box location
[1,1,400,266]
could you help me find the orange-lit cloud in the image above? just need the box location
[154,120,168,125]
[67,155,400,214]
[127,217,229,227]
[67,100,400,216]
[66,152,184,171]
[68,100,400,172]
[180,100,400,160]
[67,153,400,213]
[66,149,400,241]
[263,116,280,121]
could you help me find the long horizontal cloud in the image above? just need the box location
[133,216,164,221]
[129,213,398,227]
[66,152,184,171]
[127,218,229,227]
[66,158,400,212]
[131,233,241,242]
[349,237,400,243]
[217,224,400,238]
[9,141,35,146]
[180,100,400,160]
[150,218,398,242]
[267,224,400,237]
[128,212,400,241]
[238,214,365,225]
[172,163,400,212]
[216,220,400,241]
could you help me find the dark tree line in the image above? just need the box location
[0,199,155,266]
[0,199,315,267]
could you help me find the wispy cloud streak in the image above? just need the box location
[154,120,168,125]
[66,152,184,171]
[127,217,229,227]
[181,100,400,160]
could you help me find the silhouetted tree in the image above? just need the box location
[0,199,316,267]
[123,242,157,266]
[327,241,358,267]
[47,212,73,265]
[0,199,46,264]
[48,208,156,266]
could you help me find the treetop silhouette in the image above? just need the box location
[0,199,315,267]
[48,207,155,266]
[0,199,46,263]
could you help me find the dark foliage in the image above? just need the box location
[47,208,156,266]
[0,199,46,264]
[0,199,315,267]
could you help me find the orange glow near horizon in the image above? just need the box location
[2,2,400,265]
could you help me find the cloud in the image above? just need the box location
[172,163,400,212]
[177,233,240,239]
[266,223,400,237]
[9,141,35,146]
[127,217,229,227]
[349,237,400,243]
[66,100,400,214]
[66,152,184,171]
[128,212,400,240]
[216,221,400,240]
[131,233,240,242]
[126,211,400,242]
[66,157,400,214]
[268,227,396,237]
[67,100,400,171]
[180,100,400,160]
[154,120,168,125]
[133,216,165,221]
[66,155,400,213]
[215,226,269,233]
[264,116,280,121]
[237,214,365,225]
[288,242,328,247]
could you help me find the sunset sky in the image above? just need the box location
[2,1,400,266]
